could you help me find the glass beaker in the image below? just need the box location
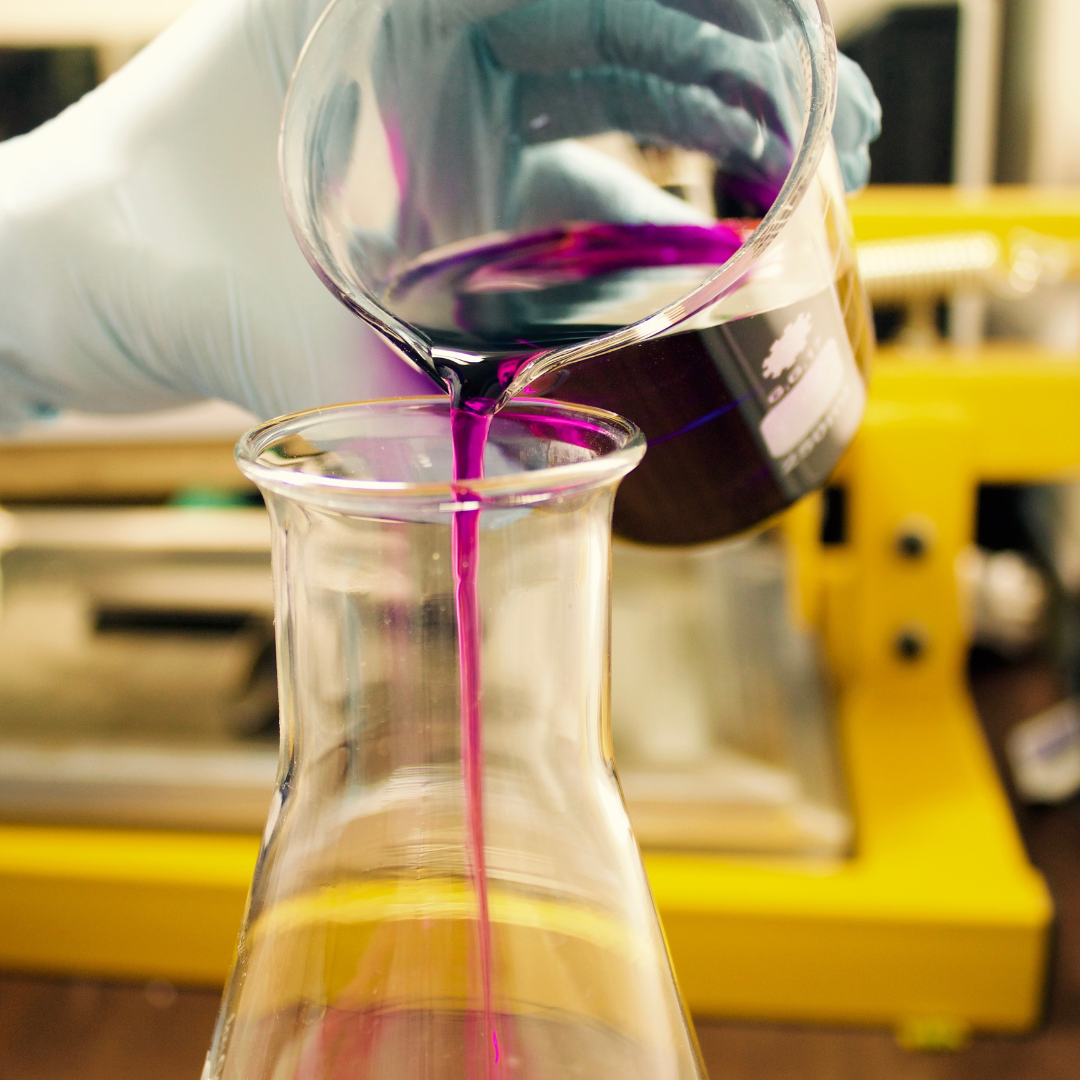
[203,398,705,1080]
[280,0,872,545]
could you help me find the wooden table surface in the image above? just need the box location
[1,661,1078,1079]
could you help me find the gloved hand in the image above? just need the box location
[368,0,880,259]
[0,0,436,428]
[0,0,879,427]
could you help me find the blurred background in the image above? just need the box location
[1,2,1080,1078]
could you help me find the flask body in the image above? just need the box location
[204,398,703,1080]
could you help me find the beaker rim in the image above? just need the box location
[235,397,646,512]
[280,0,839,405]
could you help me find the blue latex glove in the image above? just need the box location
[370,0,880,257]
[0,0,879,427]
[0,0,434,428]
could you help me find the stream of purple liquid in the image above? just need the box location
[450,406,500,1080]
[448,405,613,1080]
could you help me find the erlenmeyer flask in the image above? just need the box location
[203,398,705,1080]
[280,0,873,544]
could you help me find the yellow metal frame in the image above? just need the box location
[655,348,1080,1032]
[3,188,1079,1035]
[849,184,1080,244]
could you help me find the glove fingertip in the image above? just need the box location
[837,146,871,194]
[836,51,882,142]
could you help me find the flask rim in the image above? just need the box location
[235,396,645,511]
